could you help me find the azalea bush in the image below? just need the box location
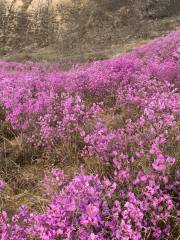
[0,170,178,240]
[0,30,179,239]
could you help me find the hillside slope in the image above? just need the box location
[0,0,180,64]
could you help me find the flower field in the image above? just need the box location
[0,30,180,239]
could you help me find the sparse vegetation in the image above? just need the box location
[0,0,180,62]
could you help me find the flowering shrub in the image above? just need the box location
[0,30,179,239]
[0,171,177,239]
[0,85,100,146]
[29,171,176,240]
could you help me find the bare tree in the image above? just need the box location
[21,0,33,12]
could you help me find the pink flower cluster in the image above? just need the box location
[0,171,176,240]
[0,30,180,239]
